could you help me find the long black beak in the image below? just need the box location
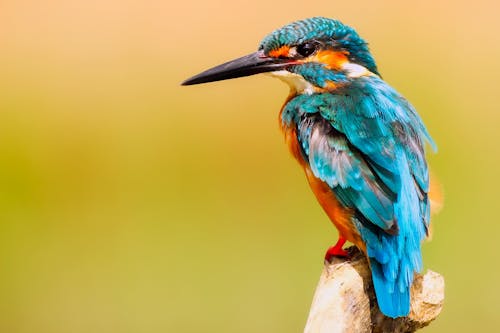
[181,50,295,86]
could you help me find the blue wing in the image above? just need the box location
[298,114,398,233]
[282,76,435,317]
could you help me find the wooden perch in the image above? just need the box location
[304,247,444,333]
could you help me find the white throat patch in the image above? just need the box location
[267,70,316,95]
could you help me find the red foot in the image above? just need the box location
[324,236,349,262]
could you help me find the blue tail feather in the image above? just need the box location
[356,194,424,319]
[370,257,411,318]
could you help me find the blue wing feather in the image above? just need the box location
[282,75,435,317]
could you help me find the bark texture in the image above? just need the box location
[304,247,444,333]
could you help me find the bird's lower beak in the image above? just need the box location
[181,50,295,85]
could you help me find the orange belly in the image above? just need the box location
[282,125,365,251]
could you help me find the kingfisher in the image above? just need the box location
[182,17,438,318]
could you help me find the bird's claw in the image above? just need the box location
[324,246,350,262]
[324,236,349,263]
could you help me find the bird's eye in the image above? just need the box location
[296,42,317,57]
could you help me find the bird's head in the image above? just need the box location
[182,17,379,93]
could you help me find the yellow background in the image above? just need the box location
[1,0,499,331]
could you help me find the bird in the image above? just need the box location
[182,17,438,318]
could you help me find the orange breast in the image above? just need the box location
[281,123,365,251]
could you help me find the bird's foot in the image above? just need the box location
[324,237,349,262]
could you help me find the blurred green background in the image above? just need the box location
[0,0,499,332]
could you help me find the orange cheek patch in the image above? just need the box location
[269,45,290,58]
[309,50,349,70]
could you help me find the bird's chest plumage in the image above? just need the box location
[279,95,364,248]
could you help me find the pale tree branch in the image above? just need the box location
[304,247,444,333]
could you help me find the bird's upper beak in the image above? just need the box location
[181,50,296,85]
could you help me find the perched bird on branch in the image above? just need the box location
[182,17,439,318]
